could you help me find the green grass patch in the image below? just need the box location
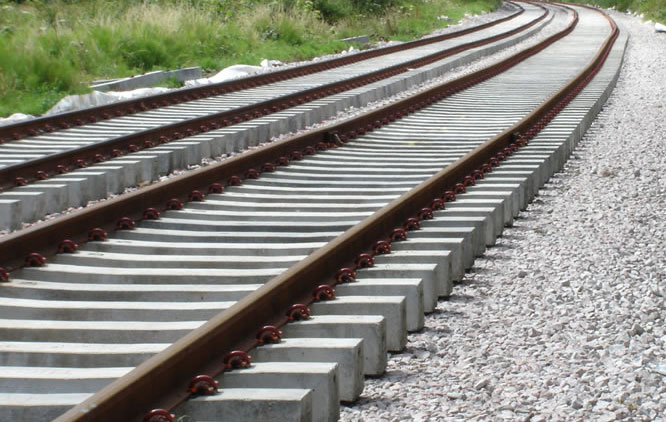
[0,0,501,117]
[567,0,666,22]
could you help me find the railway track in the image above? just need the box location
[0,2,627,421]
[0,2,554,231]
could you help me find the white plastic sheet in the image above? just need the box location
[185,60,283,87]
[0,113,36,127]
[45,88,172,116]
[1,58,286,121]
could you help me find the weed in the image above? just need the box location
[568,0,666,21]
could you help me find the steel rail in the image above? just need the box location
[41,4,618,421]
[0,3,548,192]
[0,2,565,273]
[0,2,525,144]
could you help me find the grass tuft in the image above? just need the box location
[568,0,666,22]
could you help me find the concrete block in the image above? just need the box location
[0,393,90,422]
[341,35,370,45]
[0,318,201,343]
[17,263,284,285]
[445,200,505,235]
[391,237,466,281]
[81,166,125,194]
[90,67,202,91]
[0,191,45,223]
[358,263,438,312]
[176,388,312,422]
[0,341,164,368]
[465,184,522,218]
[376,248,452,296]
[477,176,529,210]
[0,366,128,393]
[434,208,496,246]
[251,338,363,402]
[334,278,424,331]
[103,159,143,187]
[0,296,234,321]
[0,278,258,303]
[310,296,406,351]
[15,184,68,214]
[282,315,386,376]
[218,362,339,422]
[412,225,480,262]
[0,199,22,231]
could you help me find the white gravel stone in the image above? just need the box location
[340,10,666,422]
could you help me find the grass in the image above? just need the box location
[568,0,666,22]
[0,0,501,117]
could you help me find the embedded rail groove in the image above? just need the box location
[0,3,625,422]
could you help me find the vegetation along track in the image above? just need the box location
[0,2,553,231]
[0,1,627,421]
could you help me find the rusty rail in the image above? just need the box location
[0,2,561,273]
[5,3,618,422]
[0,3,548,191]
[0,2,525,144]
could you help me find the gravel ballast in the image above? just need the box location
[340,11,666,422]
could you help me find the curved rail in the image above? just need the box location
[0,3,562,273]
[0,3,548,192]
[9,3,616,422]
[0,3,525,144]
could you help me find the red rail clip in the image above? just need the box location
[418,207,433,220]
[313,285,336,301]
[286,304,311,321]
[431,198,445,211]
[404,217,421,231]
[245,169,260,179]
[355,253,374,268]
[189,190,204,201]
[166,198,183,210]
[143,409,174,422]
[187,375,219,395]
[208,183,224,194]
[373,240,391,255]
[116,217,136,230]
[335,268,357,284]
[390,228,407,242]
[58,239,78,253]
[224,350,251,369]
[256,325,282,344]
[227,176,242,186]
[25,253,46,267]
[88,228,107,241]
[143,208,160,220]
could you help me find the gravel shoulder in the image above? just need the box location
[340,11,666,422]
